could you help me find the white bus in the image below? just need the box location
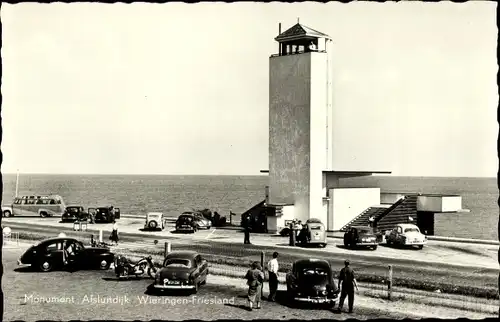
[2,195,66,217]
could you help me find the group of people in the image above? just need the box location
[244,254,358,313]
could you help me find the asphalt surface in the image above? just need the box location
[3,247,431,321]
[5,220,498,292]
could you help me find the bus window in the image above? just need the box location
[36,199,44,204]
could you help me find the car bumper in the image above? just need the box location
[356,242,378,246]
[154,284,196,290]
[17,259,30,266]
[405,241,426,246]
[294,295,338,303]
[177,228,195,232]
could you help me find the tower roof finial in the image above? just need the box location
[297,17,300,24]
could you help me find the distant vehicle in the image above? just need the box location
[286,259,339,307]
[150,251,208,294]
[89,206,121,223]
[241,212,267,233]
[2,195,66,218]
[343,226,378,250]
[386,223,427,249]
[144,212,166,231]
[61,206,89,222]
[298,221,327,248]
[193,213,212,229]
[175,213,198,233]
[17,237,114,272]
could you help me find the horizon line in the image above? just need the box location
[0,172,496,179]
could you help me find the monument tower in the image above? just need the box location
[265,22,391,233]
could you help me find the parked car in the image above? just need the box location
[176,213,198,233]
[144,212,166,230]
[61,206,89,222]
[297,220,327,248]
[17,237,115,272]
[150,251,208,294]
[386,223,427,249]
[286,259,339,307]
[89,206,121,223]
[343,226,378,250]
[193,213,212,229]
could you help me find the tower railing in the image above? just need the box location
[270,49,327,58]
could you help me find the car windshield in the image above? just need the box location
[179,216,192,222]
[358,228,372,234]
[310,226,323,230]
[404,228,420,233]
[68,208,79,212]
[164,258,191,268]
[300,268,329,283]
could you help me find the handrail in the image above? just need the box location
[270,50,327,58]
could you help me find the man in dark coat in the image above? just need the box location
[243,215,251,244]
[337,260,359,313]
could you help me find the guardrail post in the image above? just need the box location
[260,251,265,268]
[388,265,393,300]
[164,241,171,258]
[99,229,103,243]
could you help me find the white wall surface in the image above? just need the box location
[328,188,381,231]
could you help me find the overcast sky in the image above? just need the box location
[1,2,497,177]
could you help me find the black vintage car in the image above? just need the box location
[89,206,121,223]
[150,251,208,294]
[17,237,115,272]
[175,213,198,233]
[286,259,340,307]
[343,226,379,250]
[61,206,89,222]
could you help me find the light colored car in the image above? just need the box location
[144,212,165,230]
[193,214,212,230]
[386,223,427,249]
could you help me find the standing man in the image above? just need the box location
[244,215,251,244]
[267,252,279,302]
[337,260,359,313]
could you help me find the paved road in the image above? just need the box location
[3,247,435,321]
[4,219,498,293]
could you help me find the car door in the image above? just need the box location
[44,241,64,266]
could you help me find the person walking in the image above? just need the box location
[337,260,359,313]
[267,252,279,302]
[245,261,265,311]
[244,216,251,244]
[109,220,119,245]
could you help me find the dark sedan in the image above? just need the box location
[175,214,198,233]
[17,237,115,272]
[150,251,208,294]
[343,226,379,250]
[89,206,121,223]
[286,259,339,307]
[61,206,89,222]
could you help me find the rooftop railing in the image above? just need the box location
[270,49,327,58]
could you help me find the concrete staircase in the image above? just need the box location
[340,207,388,232]
[340,194,418,232]
[376,195,418,232]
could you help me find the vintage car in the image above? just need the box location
[286,259,339,307]
[144,212,166,230]
[89,206,121,223]
[61,206,89,222]
[193,213,212,229]
[151,251,208,294]
[297,220,327,248]
[386,223,427,249]
[17,237,115,272]
[343,226,378,250]
[175,213,198,233]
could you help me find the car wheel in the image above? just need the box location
[39,260,54,272]
[418,245,424,250]
[320,243,326,248]
[372,245,378,250]
[40,212,47,218]
[3,210,11,217]
[149,221,158,229]
[99,259,111,270]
